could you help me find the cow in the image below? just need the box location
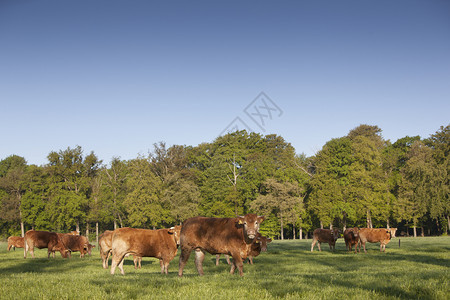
[246,234,272,264]
[178,214,265,277]
[110,226,182,275]
[311,228,340,252]
[358,228,397,253]
[7,236,24,251]
[52,234,91,258]
[99,230,114,268]
[24,230,70,258]
[343,227,360,253]
[86,243,96,255]
[215,234,272,265]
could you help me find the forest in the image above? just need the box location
[0,124,448,241]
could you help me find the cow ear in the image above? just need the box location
[267,238,272,243]
[168,227,175,234]
[237,217,245,225]
[257,216,265,223]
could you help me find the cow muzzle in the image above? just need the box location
[247,230,256,239]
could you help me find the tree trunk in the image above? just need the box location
[342,212,347,232]
[280,218,284,240]
[114,220,117,230]
[329,223,333,230]
[447,215,450,234]
[20,221,25,237]
[366,210,372,228]
[293,224,296,240]
[299,226,303,240]
[96,222,99,245]
[413,225,417,238]
[76,220,80,233]
[421,226,424,237]
[387,218,390,229]
[85,223,89,241]
[320,220,323,229]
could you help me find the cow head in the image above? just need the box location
[84,243,95,255]
[260,236,272,252]
[169,225,182,245]
[332,228,341,241]
[237,214,265,240]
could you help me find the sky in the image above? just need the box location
[1,0,449,166]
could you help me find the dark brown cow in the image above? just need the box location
[7,236,24,251]
[99,230,113,268]
[215,234,272,265]
[24,230,69,258]
[53,234,91,258]
[246,234,272,264]
[344,227,360,253]
[311,228,340,252]
[178,214,265,277]
[110,226,182,275]
[358,228,397,253]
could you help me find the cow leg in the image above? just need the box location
[178,247,192,277]
[110,253,126,275]
[230,254,244,276]
[311,239,316,252]
[215,254,220,266]
[161,259,170,275]
[194,249,205,276]
[226,255,231,264]
[318,242,322,252]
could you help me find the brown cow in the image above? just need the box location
[53,234,91,258]
[344,227,360,253]
[311,228,340,252]
[99,230,114,268]
[7,236,24,251]
[110,226,182,275]
[178,214,265,277]
[246,234,272,264]
[358,228,397,253]
[216,234,272,265]
[24,230,69,258]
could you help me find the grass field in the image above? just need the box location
[0,236,448,299]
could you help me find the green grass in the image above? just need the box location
[0,237,449,299]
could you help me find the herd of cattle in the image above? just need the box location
[6,214,397,276]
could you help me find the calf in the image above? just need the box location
[110,226,181,275]
[99,230,113,268]
[24,230,69,258]
[344,227,360,253]
[7,236,24,251]
[246,234,272,264]
[311,228,340,252]
[178,214,265,277]
[358,228,397,253]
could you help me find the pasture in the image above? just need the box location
[0,237,448,299]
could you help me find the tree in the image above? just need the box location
[0,155,27,236]
[251,178,303,239]
[103,157,128,229]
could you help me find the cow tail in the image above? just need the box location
[23,232,27,259]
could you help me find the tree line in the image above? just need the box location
[0,124,448,241]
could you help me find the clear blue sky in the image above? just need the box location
[1,0,449,165]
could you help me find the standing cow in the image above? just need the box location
[358,228,397,253]
[7,236,24,251]
[246,234,272,264]
[24,230,69,258]
[311,228,340,252]
[178,214,265,277]
[99,230,114,269]
[110,226,182,275]
[55,234,91,258]
[343,227,360,253]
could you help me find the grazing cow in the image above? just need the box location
[358,228,397,253]
[344,227,360,253]
[110,226,182,275]
[85,243,96,255]
[178,214,265,277]
[311,228,340,252]
[7,236,24,251]
[24,230,69,258]
[53,234,91,258]
[99,230,114,269]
